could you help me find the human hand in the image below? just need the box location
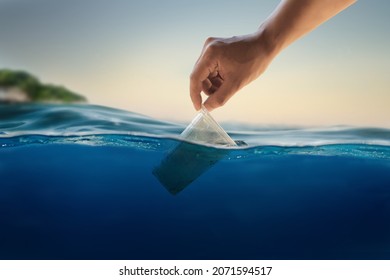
[189,0,355,112]
[189,30,276,111]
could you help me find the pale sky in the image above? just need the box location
[0,0,389,127]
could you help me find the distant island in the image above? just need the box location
[0,69,87,104]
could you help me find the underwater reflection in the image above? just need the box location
[153,141,230,195]
[153,106,237,195]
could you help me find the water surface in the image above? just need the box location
[1,104,389,259]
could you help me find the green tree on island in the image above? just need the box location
[0,69,87,103]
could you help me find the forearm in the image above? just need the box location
[190,0,356,110]
[259,0,356,56]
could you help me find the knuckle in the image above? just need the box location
[205,42,220,55]
[207,42,218,51]
[190,70,200,81]
[205,37,215,45]
[189,72,196,80]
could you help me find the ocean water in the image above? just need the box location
[1,104,390,260]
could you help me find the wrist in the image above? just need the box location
[254,22,283,60]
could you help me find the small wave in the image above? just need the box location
[1,134,390,160]
[1,104,390,152]
[0,103,184,138]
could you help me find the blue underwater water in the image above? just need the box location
[0,104,390,260]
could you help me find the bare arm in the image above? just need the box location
[190,0,356,111]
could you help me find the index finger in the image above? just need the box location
[190,55,217,111]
